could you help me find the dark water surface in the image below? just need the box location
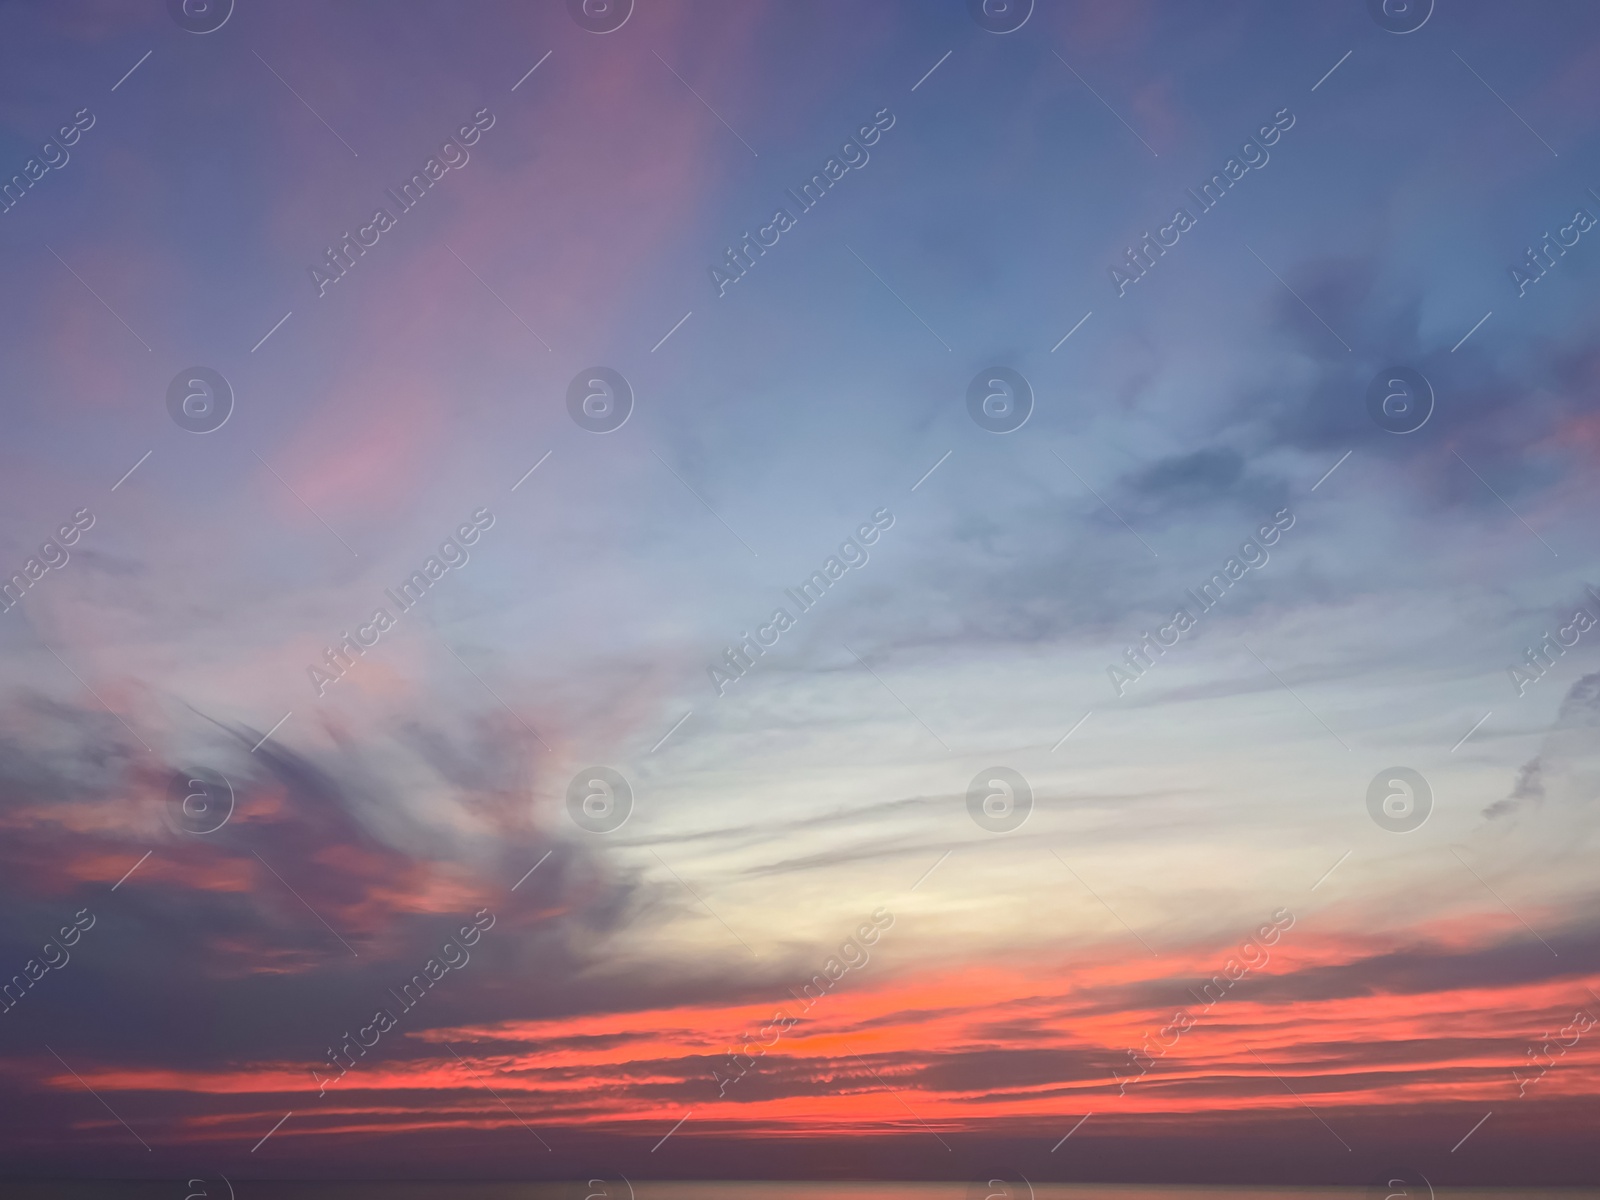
[6,1185,1600,1200]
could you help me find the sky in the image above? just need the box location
[2,0,1600,1189]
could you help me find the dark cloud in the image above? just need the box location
[1486,668,1600,820]
[1128,447,1245,500]
[0,696,679,1072]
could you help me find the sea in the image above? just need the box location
[5,1185,1600,1200]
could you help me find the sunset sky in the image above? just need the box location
[2,0,1600,1189]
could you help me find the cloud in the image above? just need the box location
[1486,669,1600,821]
